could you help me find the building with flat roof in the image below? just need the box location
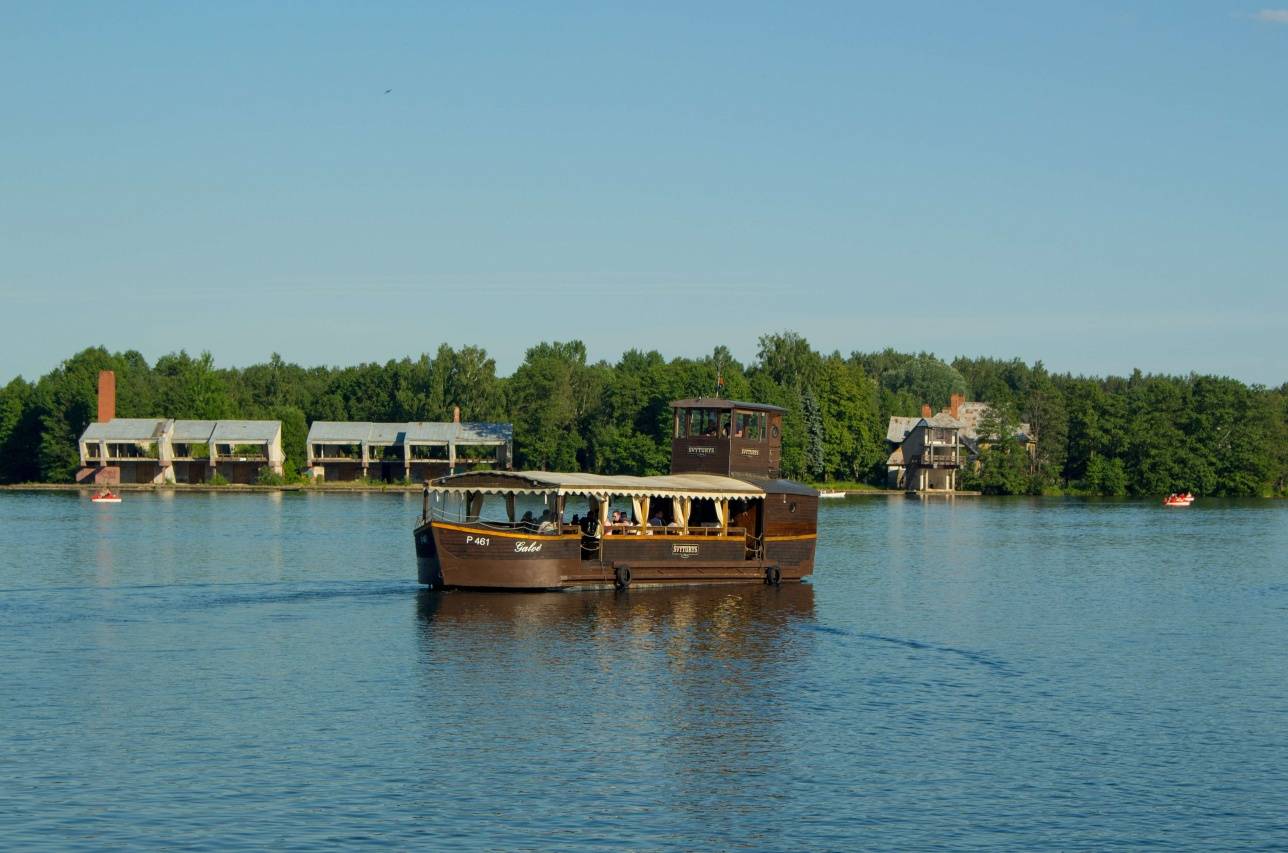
[306,412,512,482]
[78,418,284,484]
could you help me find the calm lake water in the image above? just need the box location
[1,491,1286,850]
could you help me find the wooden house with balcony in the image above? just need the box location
[892,412,962,492]
[885,394,1036,491]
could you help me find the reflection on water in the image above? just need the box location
[417,583,814,633]
[413,584,820,848]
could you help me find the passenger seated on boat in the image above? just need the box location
[520,510,536,531]
[648,511,664,527]
[537,510,557,534]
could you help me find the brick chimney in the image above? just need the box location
[97,370,116,423]
[921,403,932,418]
[452,405,461,424]
[950,393,964,419]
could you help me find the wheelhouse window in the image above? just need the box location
[676,409,733,438]
[734,410,765,441]
[680,409,721,438]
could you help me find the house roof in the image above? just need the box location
[307,421,512,446]
[886,416,920,444]
[307,422,371,443]
[454,422,512,444]
[171,420,217,442]
[886,402,1033,444]
[210,420,281,443]
[81,418,168,442]
[404,421,512,444]
[430,470,764,500]
[367,423,406,444]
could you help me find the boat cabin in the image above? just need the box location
[670,398,784,479]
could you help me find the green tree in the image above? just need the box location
[855,349,968,411]
[509,341,601,470]
[817,355,883,482]
[0,377,41,483]
[274,405,309,476]
[1084,453,1128,496]
[443,345,506,422]
[155,351,233,420]
[974,402,1028,495]
[1023,369,1067,491]
[751,332,821,480]
[802,387,825,480]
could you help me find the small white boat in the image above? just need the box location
[818,490,847,499]
[1163,492,1194,507]
[91,491,122,504]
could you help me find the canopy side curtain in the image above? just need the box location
[467,491,485,520]
[595,495,610,538]
[630,497,650,527]
[672,497,692,532]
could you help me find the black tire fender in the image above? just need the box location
[614,565,631,590]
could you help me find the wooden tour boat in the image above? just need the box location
[413,398,818,590]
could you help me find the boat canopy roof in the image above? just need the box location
[670,397,786,413]
[429,470,765,500]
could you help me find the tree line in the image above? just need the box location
[1,334,1285,496]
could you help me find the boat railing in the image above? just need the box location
[426,510,565,534]
[604,525,746,538]
[425,509,747,540]
[916,451,960,465]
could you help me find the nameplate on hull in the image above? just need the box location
[672,544,699,557]
[687,446,716,456]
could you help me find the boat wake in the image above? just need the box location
[802,623,1019,676]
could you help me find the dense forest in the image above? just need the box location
[1,334,1285,496]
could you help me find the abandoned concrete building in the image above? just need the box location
[77,418,285,485]
[74,370,285,485]
[305,409,512,482]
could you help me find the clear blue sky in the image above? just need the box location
[2,2,1285,385]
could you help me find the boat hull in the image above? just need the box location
[415,520,815,590]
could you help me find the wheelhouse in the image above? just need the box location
[669,398,785,479]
